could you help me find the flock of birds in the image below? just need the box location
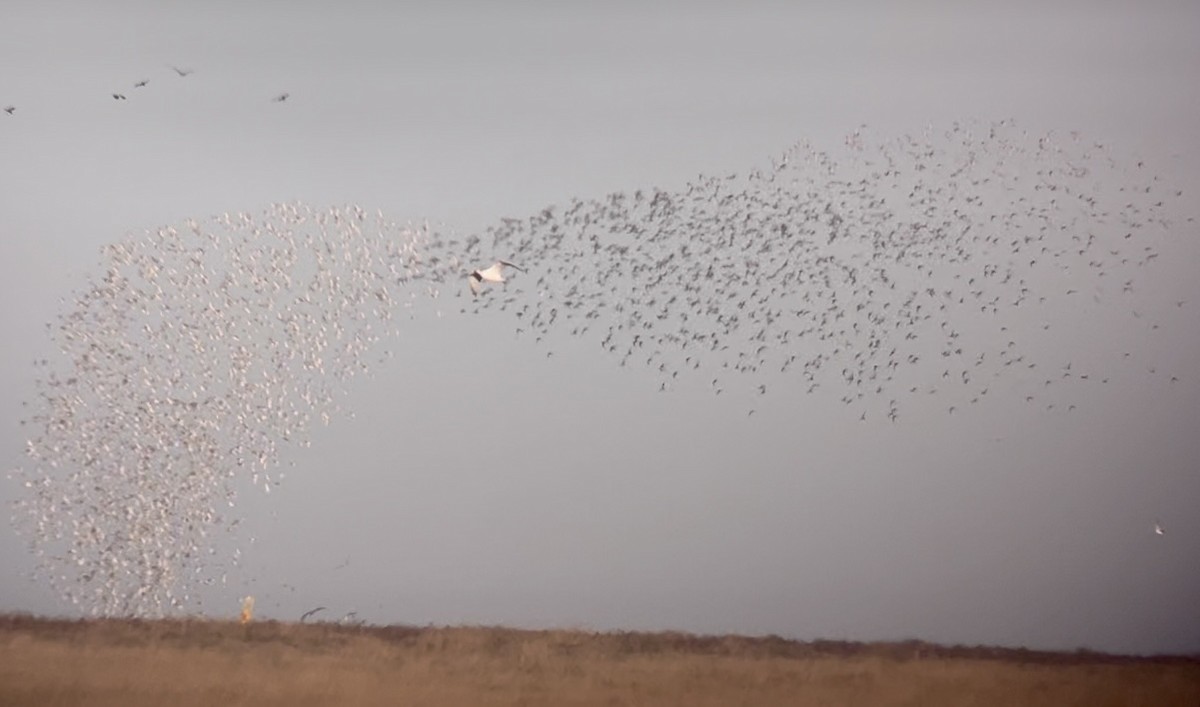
[3,64,290,113]
[10,119,1188,617]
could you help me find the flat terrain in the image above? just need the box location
[1,614,1197,706]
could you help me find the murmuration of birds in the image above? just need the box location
[8,119,1189,618]
[12,205,446,617]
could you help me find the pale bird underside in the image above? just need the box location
[469,260,524,296]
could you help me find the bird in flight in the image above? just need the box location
[3,106,13,115]
[300,606,326,622]
[469,260,524,296]
[112,93,127,101]
[169,65,194,77]
[272,93,290,102]
[134,79,148,88]
[1154,520,1165,536]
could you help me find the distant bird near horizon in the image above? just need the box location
[112,93,126,101]
[300,606,326,622]
[469,260,524,296]
[169,65,193,77]
[134,79,148,88]
[272,93,289,102]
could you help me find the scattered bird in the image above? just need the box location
[112,93,127,101]
[134,79,148,88]
[1154,520,1165,536]
[469,260,524,296]
[3,106,13,115]
[300,606,327,622]
[272,93,289,102]
[169,65,194,77]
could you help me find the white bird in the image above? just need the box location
[1154,520,1165,536]
[468,260,524,296]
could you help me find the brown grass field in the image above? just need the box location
[1,613,1197,706]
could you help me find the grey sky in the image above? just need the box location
[3,1,1199,655]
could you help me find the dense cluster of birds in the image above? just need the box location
[452,121,1186,419]
[10,119,1188,617]
[14,205,440,615]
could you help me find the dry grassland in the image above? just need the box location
[1,614,1197,706]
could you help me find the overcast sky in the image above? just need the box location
[2,1,1199,655]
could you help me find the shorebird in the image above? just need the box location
[468,260,524,296]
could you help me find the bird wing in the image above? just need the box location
[476,263,503,282]
[469,274,481,296]
[498,260,524,272]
